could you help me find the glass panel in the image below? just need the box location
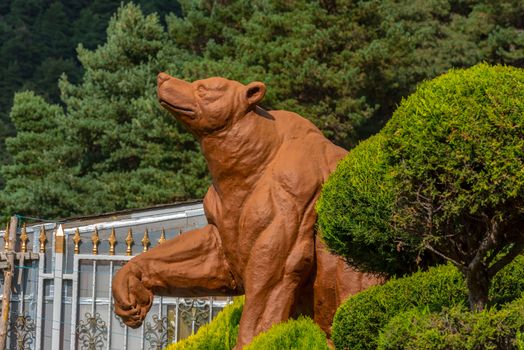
[111,310,126,350]
[64,234,74,274]
[95,262,110,299]
[127,324,143,350]
[61,280,72,349]
[42,280,53,350]
[79,261,93,298]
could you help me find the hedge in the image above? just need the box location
[377,295,524,349]
[332,255,524,350]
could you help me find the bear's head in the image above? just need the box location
[157,73,266,137]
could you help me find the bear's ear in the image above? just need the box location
[245,82,266,106]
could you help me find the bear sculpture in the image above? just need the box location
[112,73,381,349]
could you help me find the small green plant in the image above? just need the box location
[165,297,243,350]
[244,316,329,350]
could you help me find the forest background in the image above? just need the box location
[0,0,523,220]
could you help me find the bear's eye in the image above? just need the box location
[197,85,207,97]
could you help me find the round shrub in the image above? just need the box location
[332,264,468,350]
[377,295,524,350]
[319,63,524,310]
[316,134,419,276]
[165,297,243,350]
[332,255,524,350]
[244,316,329,350]
[381,63,524,309]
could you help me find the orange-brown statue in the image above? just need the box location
[112,73,381,349]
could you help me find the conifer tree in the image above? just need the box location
[1,4,208,218]
[0,92,79,218]
[58,3,208,215]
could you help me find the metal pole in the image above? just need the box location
[0,216,18,349]
[51,225,65,350]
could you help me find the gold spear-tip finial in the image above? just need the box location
[125,228,134,256]
[158,227,166,245]
[20,223,28,253]
[73,228,81,254]
[108,228,117,256]
[92,227,100,255]
[142,228,150,252]
[4,221,10,251]
[39,226,47,253]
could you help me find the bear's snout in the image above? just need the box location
[157,72,171,86]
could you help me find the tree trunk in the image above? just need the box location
[465,265,489,312]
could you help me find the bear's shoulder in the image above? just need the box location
[267,110,324,140]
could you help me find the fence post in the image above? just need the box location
[0,216,18,350]
[51,225,65,350]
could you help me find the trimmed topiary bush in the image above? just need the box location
[244,316,329,350]
[377,295,524,349]
[332,264,468,350]
[318,63,524,311]
[316,134,420,276]
[381,63,524,310]
[333,256,524,350]
[165,297,243,350]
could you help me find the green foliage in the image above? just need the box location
[1,3,208,218]
[490,255,524,306]
[383,63,524,243]
[320,63,524,310]
[165,0,524,149]
[316,134,420,276]
[0,92,80,218]
[244,316,329,350]
[383,63,524,309]
[165,297,243,350]
[164,297,327,350]
[0,0,181,192]
[377,295,524,350]
[332,256,524,350]
[518,331,524,350]
[332,264,468,350]
[3,1,524,218]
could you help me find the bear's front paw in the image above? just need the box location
[112,263,153,328]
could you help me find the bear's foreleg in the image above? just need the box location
[112,224,238,328]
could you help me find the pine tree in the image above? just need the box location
[1,4,208,218]
[0,91,80,218]
[58,3,208,214]
[163,0,524,148]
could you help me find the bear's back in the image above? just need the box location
[267,109,348,182]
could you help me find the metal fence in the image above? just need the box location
[0,201,231,350]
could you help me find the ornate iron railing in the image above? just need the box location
[0,201,232,350]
